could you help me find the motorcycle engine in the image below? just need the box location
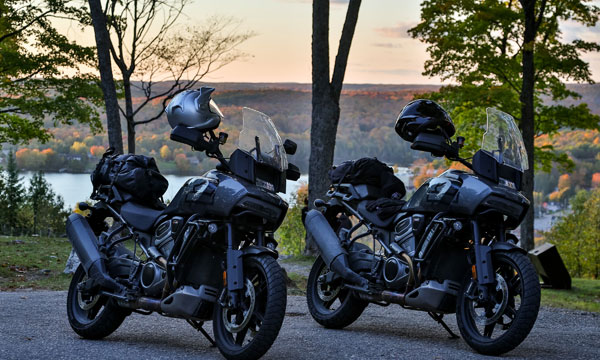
[393,214,425,256]
[153,216,184,257]
[140,261,166,297]
[383,256,410,290]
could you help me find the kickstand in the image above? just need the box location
[428,312,460,339]
[187,319,216,347]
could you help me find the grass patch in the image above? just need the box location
[287,272,308,296]
[541,278,600,313]
[281,254,317,267]
[0,236,72,291]
[2,235,597,314]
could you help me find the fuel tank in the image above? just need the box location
[164,170,288,229]
[405,169,529,226]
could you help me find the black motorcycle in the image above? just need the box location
[305,103,541,355]
[65,88,300,360]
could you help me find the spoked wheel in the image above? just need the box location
[456,250,540,355]
[306,256,368,329]
[67,265,129,339]
[213,255,286,360]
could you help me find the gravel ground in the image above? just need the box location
[0,291,598,360]
[279,261,311,277]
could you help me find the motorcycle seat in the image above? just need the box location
[357,200,396,228]
[120,201,163,232]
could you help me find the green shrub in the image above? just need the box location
[544,189,600,278]
[276,187,307,256]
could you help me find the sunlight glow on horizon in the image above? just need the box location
[55,0,600,85]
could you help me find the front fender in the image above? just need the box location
[241,245,279,259]
[491,241,527,255]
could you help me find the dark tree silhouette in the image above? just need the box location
[88,0,124,153]
[410,0,600,250]
[308,0,361,253]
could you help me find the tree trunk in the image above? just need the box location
[519,0,536,251]
[88,0,123,154]
[307,0,361,254]
[127,120,136,154]
[123,75,136,154]
[307,0,331,254]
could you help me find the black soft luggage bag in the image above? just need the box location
[328,157,406,199]
[91,148,168,206]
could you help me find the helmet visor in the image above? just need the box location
[209,99,224,118]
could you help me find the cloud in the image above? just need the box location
[560,20,600,43]
[372,42,402,49]
[277,0,349,3]
[374,22,417,39]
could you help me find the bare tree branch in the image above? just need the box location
[101,1,252,153]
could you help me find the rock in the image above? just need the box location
[38,269,51,275]
[63,249,80,274]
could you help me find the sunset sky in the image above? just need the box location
[59,0,600,84]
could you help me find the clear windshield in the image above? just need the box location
[482,108,529,171]
[238,107,288,171]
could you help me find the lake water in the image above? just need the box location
[19,165,413,210]
[20,172,309,209]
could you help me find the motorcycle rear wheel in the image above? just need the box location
[213,255,287,360]
[456,250,540,355]
[66,265,129,339]
[306,256,368,329]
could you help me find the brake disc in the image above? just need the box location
[317,267,340,302]
[469,273,509,326]
[222,278,256,334]
[77,290,100,311]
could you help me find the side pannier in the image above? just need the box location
[91,148,168,207]
[328,157,406,199]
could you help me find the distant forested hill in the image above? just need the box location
[4,82,599,176]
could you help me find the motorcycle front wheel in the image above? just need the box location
[213,255,287,360]
[456,250,540,355]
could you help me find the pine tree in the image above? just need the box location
[28,171,53,235]
[3,152,24,235]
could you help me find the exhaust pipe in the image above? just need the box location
[117,297,162,312]
[357,290,406,305]
[305,210,368,287]
[66,213,123,292]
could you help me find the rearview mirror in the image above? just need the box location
[286,162,301,181]
[283,139,297,155]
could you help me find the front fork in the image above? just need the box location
[225,223,244,308]
[470,220,495,300]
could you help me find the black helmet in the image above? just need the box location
[395,99,455,142]
[165,87,224,131]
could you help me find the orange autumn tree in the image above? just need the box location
[411,158,443,188]
[90,145,106,157]
[549,174,574,206]
[592,173,600,189]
